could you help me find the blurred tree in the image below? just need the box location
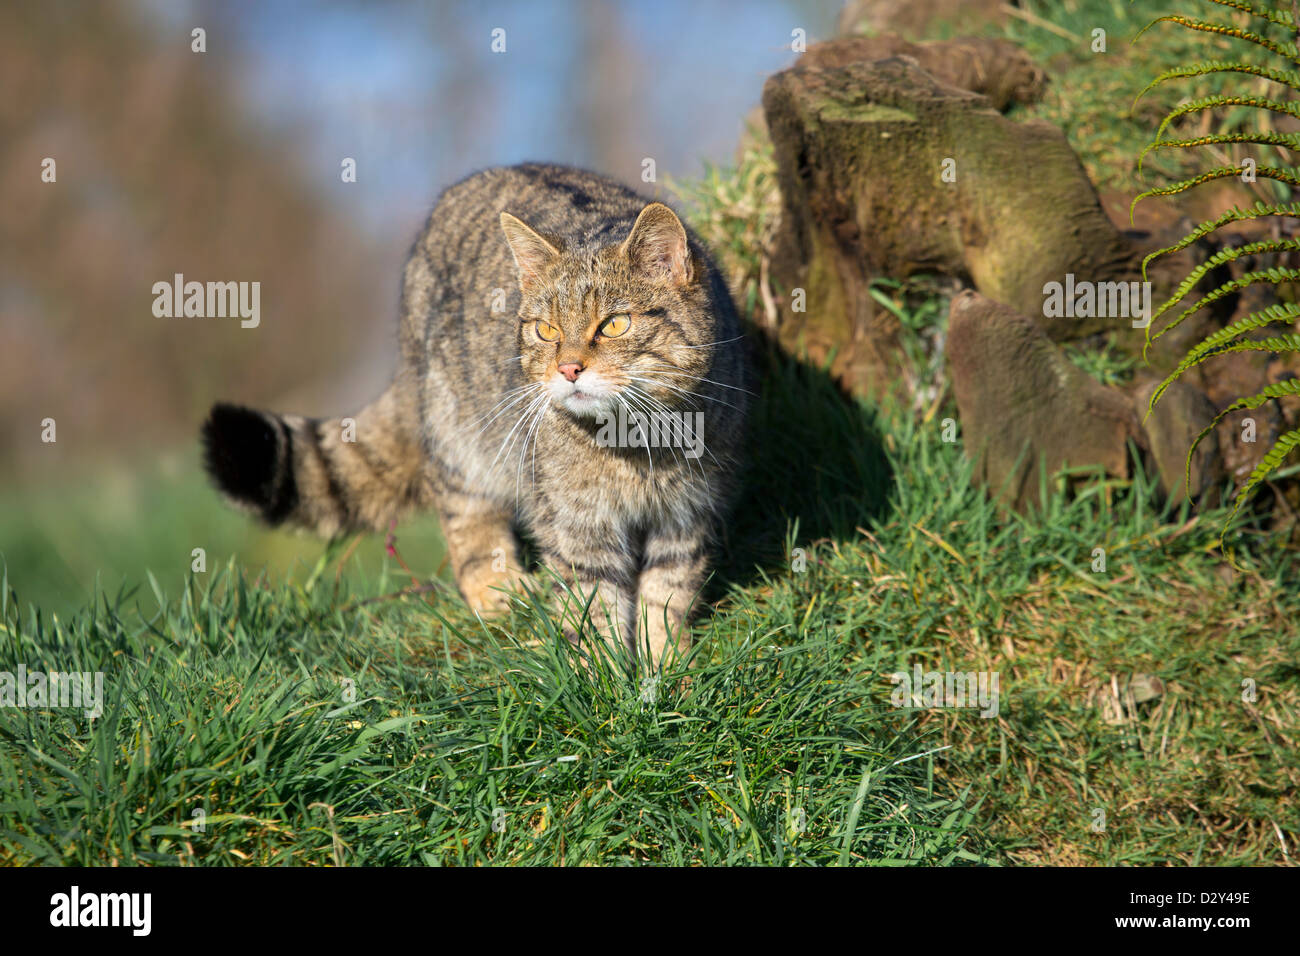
[0,0,388,480]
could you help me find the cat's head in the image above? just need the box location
[499,202,717,421]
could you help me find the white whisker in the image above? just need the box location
[491,392,549,476]
[682,335,745,350]
[622,383,714,484]
[641,365,756,396]
[626,373,742,412]
[468,382,542,433]
[516,397,551,500]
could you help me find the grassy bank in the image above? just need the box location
[2,338,1296,865]
[3,0,1297,864]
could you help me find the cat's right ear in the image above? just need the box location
[500,212,559,295]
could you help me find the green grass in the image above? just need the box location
[0,455,450,620]
[1064,336,1141,386]
[0,570,983,866]
[1,335,1297,865]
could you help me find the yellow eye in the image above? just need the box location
[600,313,631,338]
[535,321,561,342]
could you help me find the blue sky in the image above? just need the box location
[136,0,838,239]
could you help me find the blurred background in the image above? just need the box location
[0,0,838,615]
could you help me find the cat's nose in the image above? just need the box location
[557,362,583,382]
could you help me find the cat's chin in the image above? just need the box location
[557,392,613,418]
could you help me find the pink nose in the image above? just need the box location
[558,362,582,382]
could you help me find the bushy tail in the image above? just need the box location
[200,382,430,538]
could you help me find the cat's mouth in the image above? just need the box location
[558,389,613,417]
[548,370,619,417]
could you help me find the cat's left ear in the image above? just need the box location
[622,202,693,287]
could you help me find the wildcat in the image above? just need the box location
[201,163,749,666]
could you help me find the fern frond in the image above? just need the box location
[1149,327,1300,410]
[1148,238,1300,322]
[1189,378,1300,464]
[1141,202,1300,280]
[1187,332,1300,365]
[1148,302,1300,388]
[1133,166,1300,220]
[1221,426,1300,564]
[1133,61,1300,112]
[1149,266,1300,343]
[1150,96,1300,150]
[1203,0,1295,29]
[1138,132,1300,173]
[1136,0,1300,555]
[1190,377,1300,522]
[1136,15,1299,62]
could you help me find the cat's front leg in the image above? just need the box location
[637,523,712,668]
[538,531,638,660]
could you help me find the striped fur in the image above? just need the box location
[202,163,750,666]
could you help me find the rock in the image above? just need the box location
[1133,380,1224,505]
[762,55,1140,397]
[736,34,1046,161]
[1091,673,1166,725]
[947,291,1143,513]
[801,35,1047,112]
[836,0,1007,39]
[950,292,1232,511]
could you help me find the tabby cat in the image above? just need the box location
[201,163,749,666]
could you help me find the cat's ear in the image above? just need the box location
[622,202,692,286]
[500,211,560,294]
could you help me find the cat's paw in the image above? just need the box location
[460,565,531,615]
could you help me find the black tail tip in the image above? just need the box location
[201,402,291,519]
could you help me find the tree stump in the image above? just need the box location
[762,55,1139,398]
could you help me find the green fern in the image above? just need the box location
[1134,0,1300,563]
[1133,60,1300,109]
